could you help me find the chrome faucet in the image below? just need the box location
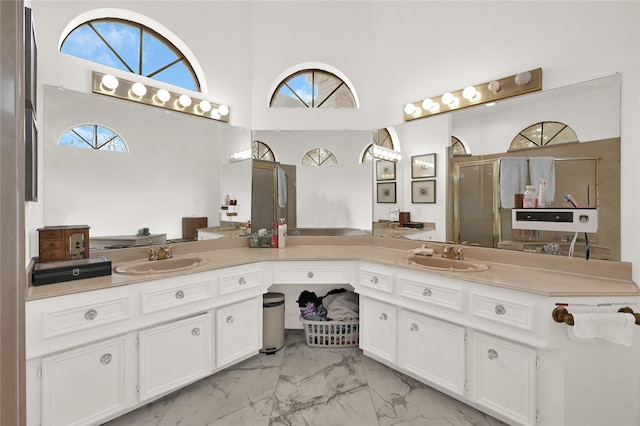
[442,245,465,260]
[157,245,173,260]
[148,246,158,261]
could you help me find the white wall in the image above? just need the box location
[27,1,639,280]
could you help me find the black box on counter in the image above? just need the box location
[32,256,112,286]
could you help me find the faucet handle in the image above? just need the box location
[148,247,157,261]
[456,247,466,260]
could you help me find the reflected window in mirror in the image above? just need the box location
[252,140,276,161]
[451,135,469,156]
[59,124,128,152]
[362,128,396,163]
[270,69,356,108]
[302,148,338,166]
[61,18,200,91]
[509,121,578,151]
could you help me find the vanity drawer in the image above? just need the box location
[397,277,463,311]
[219,267,262,295]
[140,279,213,315]
[359,268,393,293]
[273,263,352,284]
[42,296,131,339]
[470,293,532,331]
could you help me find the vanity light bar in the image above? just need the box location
[91,71,230,123]
[373,145,402,162]
[403,68,542,122]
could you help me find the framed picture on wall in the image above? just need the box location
[376,160,396,181]
[25,111,38,202]
[377,182,396,203]
[411,153,436,179]
[412,180,435,204]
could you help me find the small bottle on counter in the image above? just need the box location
[278,218,286,249]
[271,221,278,248]
[224,194,230,205]
[246,220,252,235]
[523,185,538,208]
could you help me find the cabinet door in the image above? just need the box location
[469,332,537,426]
[138,313,212,401]
[216,297,262,368]
[41,335,132,426]
[398,310,465,396]
[360,297,396,364]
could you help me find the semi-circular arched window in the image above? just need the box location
[59,124,128,152]
[252,140,276,162]
[61,18,200,92]
[301,148,338,166]
[509,121,579,151]
[451,135,469,156]
[270,68,357,108]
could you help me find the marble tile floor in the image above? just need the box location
[103,330,506,426]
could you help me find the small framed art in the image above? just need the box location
[377,182,396,203]
[411,153,436,179]
[376,160,396,181]
[412,180,435,204]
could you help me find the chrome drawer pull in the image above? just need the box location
[487,349,499,360]
[84,309,97,320]
[100,353,112,365]
[192,327,200,336]
[226,316,234,324]
[422,288,432,297]
[307,271,314,278]
[175,290,185,299]
[379,313,388,321]
[494,305,507,315]
[370,276,379,284]
[238,277,246,285]
[410,323,419,332]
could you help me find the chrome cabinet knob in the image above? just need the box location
[487,349,499,360]
[379,313,388,321]
[84,309,97,320]
[238,277,246,285]
[307,271,314,278]
[100,353,112,365]
[422,288,432,297]
[175,290,185,299]
[192,327,200,336]
[226,316,234,324]
[494,305,506,315]
[370,276,379,284]
[410,323,419,332]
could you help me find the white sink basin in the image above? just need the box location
[114,256,208,275]
[406,254,489,272]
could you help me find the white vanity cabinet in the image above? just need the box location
[138,312,212,401]
[216,297,263,369]
[40,334,137,426]
[398,309,466,396]
[468,331,537,426]
[360,297,397,364]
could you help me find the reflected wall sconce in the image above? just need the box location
[92,71,230,123]
[403,68,542,121]
[228,149,252,162]
[373,145,402,162]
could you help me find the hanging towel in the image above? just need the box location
[499,157,527,208]
[569,313,636,346]
[277,166,287,208]
[528,157,555,204]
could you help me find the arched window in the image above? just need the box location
[362,128,396,163]
[301,148,338,166]
[61,18,200,91]
[59,124,128,152]
[252,141,276,162]
[509,121,579,151]
[271,69,356,108]
[451,135,468,156]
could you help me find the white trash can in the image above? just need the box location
[260,292,285,354]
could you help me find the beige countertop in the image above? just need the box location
[26,236,639,301]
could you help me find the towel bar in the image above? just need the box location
[552,306,640,326]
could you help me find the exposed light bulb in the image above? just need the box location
[404,103,416,115]
[131,82,147,97]
[488,80,501,93]
[101,74,119,90]
[449,97,460,107]
[441,92,454,106]
[421,99,434,111]
[178,94,192,108]
[218,104,229,116]
[199,100,212,113]
[156,89,170,103]
[514,71,532,86]
[462,86,477,100]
